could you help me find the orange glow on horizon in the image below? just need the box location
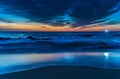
[0,23,120,32]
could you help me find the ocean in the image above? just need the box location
[0,32,120,75]
[0,31,120,53]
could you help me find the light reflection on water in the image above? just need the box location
[0,52,120,74]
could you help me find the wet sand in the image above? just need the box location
[1,66,120,79]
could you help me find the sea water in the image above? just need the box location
[0,31,120,53]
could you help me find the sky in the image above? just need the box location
[0,0,120,31]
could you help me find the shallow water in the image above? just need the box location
[0,52,120,75]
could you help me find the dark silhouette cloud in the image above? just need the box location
[0,0,120,27]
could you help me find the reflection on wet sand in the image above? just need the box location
[0,52,120,74]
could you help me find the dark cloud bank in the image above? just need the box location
[0,0,120,27]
